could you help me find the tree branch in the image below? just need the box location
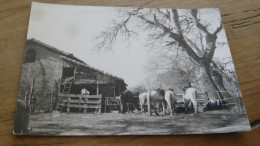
[213,22,223,36]
[137,14,180,38]
[171,9,182,35]
[185,37,204,57]
[211,61,233,82]
[156,9,170,20]
[191,9,210,35]
[95,12,136,51]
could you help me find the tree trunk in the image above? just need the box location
[211,69,231,99]
[200,63,222,100]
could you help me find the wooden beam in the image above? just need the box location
[58,93,102,99]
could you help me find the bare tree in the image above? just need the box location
[96,8,225,99]
[130,84,147,94]
[145,47,198,90]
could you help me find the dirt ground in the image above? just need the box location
[28,110,250,136]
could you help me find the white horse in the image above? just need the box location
[139,92,148,112]
[147,90,167,116]
[81,88,90,95]
[183,88,198,113]
[164,90,178,116]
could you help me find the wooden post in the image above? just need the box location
[59,60,64,91]
[50,80,56,111]
[96,83,99,95]
[73,66,77,83]
[105,97,107,113]
[67,97,70,113]
[28,76,35,113]
[118,84,121,96]
[98,99,101,113]
[24,91,28,105]
[57,78,61,96]
[114,84,116,97]
[36,95,39,113]
[60,59,64,80]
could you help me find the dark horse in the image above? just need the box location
[120,90,140,114]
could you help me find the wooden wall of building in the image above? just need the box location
[19,40,63,110]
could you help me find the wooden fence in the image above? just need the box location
[175,92,208,105]
[57,93,102,113]
[216,91,245,114]
[105,96,120,113]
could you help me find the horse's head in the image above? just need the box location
[157,88,165,96]
[182,86,188,92]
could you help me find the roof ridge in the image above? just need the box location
[28,38,86,64]
[30,38,72,55]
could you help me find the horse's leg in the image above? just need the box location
[127,103,130,113]
[184,99,188,112]
[140,101,143,112]
[130,102,134,113]
[129,103,133,113]
[169,102,173,116]
[166,96,172,116]
[192,100,198,113]
[154,102,160,116]
[190,101,193,109]
[143,99,146,113]
[144,98,147,112]
[120,103,124,114]
[147,93,152,116]
[124,103,126,114]
[162,101,167,115]
[140,98,144,113]
[141,103,145,113]
[172,103,176,115]
[140,102,143,112]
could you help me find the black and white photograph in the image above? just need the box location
[14,2,251,135]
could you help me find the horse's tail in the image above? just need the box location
[194,90,198,104]
[139,94,142,109]
[133,94,140,111]
[168,92,173,111]
[194,90,198,113]
[171,91,177,105]
[140,94,144,104]
[195,90,198,100]
[147,91,152,115]
[119,93,125,114]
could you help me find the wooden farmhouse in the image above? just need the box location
[18,38,127,113]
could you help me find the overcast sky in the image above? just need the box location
[27,2,233,88]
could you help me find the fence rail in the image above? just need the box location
[58,93,102,99]
[57,94,102,113]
